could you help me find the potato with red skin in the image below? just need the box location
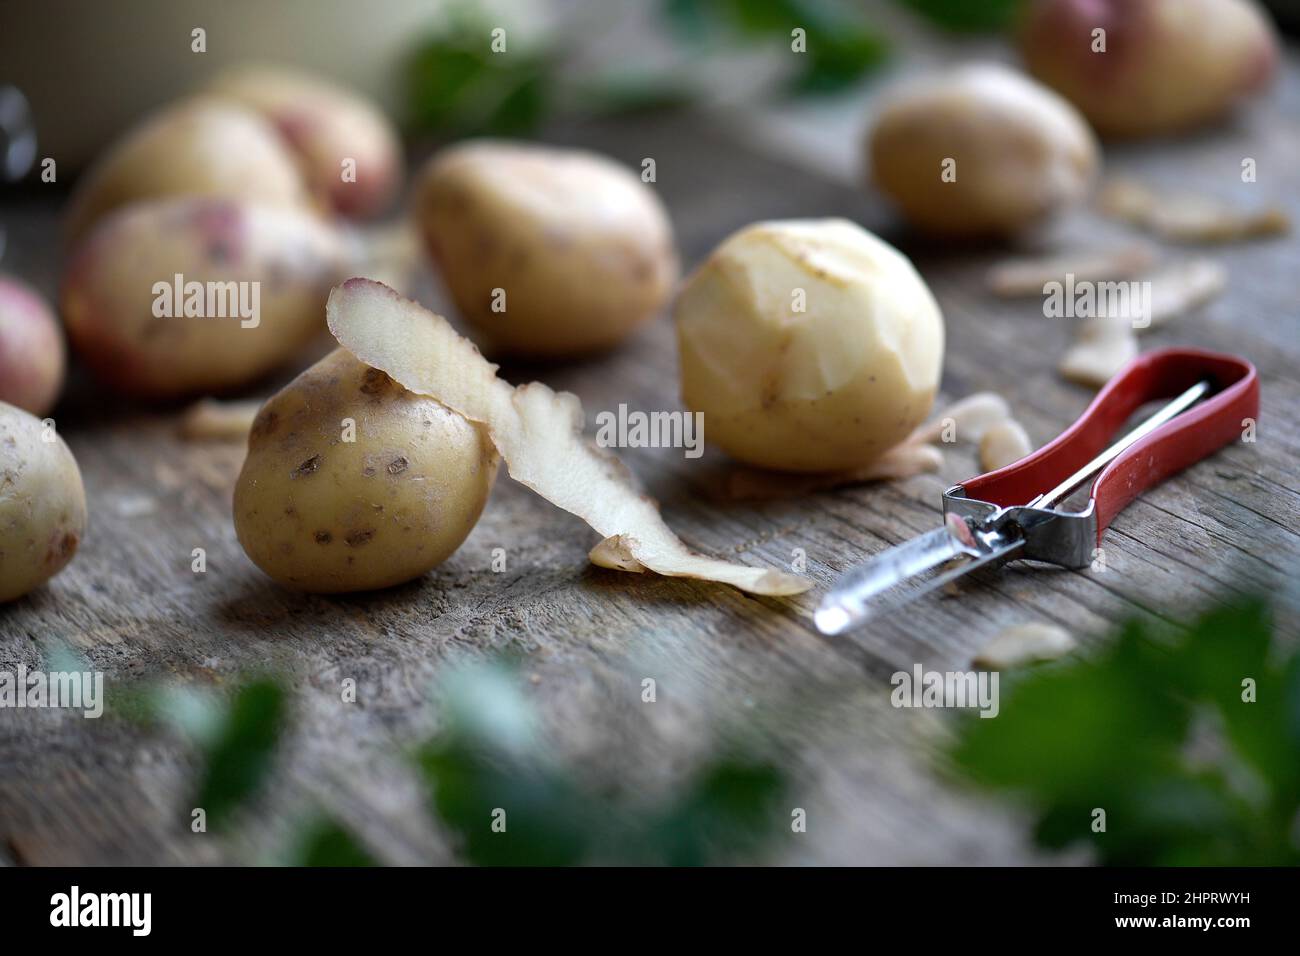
[61,197,347,400]
[0,402,87,603]
[415,141,679,359]
[0,276,64,416]
[1020,0,1279,138]
[206,65,402,219]
[64,97,311,247]
[234,348,499,593]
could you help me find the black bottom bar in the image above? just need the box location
[0,866,1288,940]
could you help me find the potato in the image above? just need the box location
[414,140,678,358]
[64,97,311,246]
[233,348,499,593]
[0,276,65,416]
[867,63,1098,238]
[62,196,348,399]
[674,219,944,474]
[1020,0,1279,138]
[207,64,402,219]
[0,402,87,602]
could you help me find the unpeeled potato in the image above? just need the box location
[0,276,65,416]
[61,197,347,399]
[674,219,944,474]
[414,140,678,358]
[0,402,87,603]
[867,63,1098,239]
[64,97,312,247]
[233,348,499,593]
[1020,0,1279,137]
[206,65,403,219]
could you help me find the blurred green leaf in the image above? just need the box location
[42,640,90,676]
[662,0,718,42]
[146,685,226,744]
[485,70,550,135]
[897,0,1027,33]
[410,0,893,135]
[680,0,890,94]
[643,760,787,865]
[952,621,1189,799]
[112,679,236,748]
[418,737,591,866]
[1173,600,1300,801]
[415,664,788,865]
[407,30,553,136]
[788,26,890,94]
[193,679,287,831]
[725,0,804,34]
[949,598,1300,866]
[292,819,378,867]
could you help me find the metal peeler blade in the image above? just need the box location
[815,514,1022,635]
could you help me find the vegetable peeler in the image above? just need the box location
[816,348,1259,635]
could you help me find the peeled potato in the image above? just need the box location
[414,140,678,358]
[0,402,87,603]
[0,276,65,416]
[1020,0,1279,138]
[674,219,944,473]
[867,63,1098,238]
[207,64,402,219]
[64,97,311,246]
[62,196,347,399]
[233,348,499,593]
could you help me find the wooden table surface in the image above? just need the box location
[2,63,1298,865]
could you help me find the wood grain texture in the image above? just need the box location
[2,69,1298,865]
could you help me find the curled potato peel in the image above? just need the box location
[326,278,810,596]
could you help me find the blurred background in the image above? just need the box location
[7,0,1291,167]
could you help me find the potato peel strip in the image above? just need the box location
[179,398,262,441]
[326,279,810,596]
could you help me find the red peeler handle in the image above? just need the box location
[960,348,1259,541]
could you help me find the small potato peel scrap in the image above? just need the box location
[974,622,1076,670]
[986,243,1157,297]
[326,278,810,596]
[907,392,1011,447]
[1099,178,1290,243]
[179,398,262,441]
[979,420,1034,472]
